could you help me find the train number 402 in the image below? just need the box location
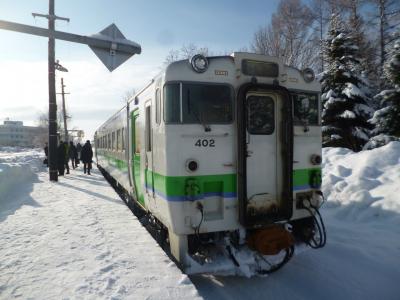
[195,139,215,147]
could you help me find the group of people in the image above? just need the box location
[44,140,93,176]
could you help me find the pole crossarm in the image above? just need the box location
[0,19,141,55]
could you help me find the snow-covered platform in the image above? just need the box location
[0,148,200,299]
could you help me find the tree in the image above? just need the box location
[251,0,318,70]
[370,31,400,138]
[369,0,400,88]
[320,13,374,151]
[122,88,136,104]
[164,43,209,65]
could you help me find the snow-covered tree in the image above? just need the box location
[320,13,374,151]
[370,32,400,141]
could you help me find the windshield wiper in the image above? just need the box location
[187,90,211,132]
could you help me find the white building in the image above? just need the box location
[0,121,47,147]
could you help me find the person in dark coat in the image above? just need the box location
[43,142,48,166]
[80,140,93,175]
[76,142,82,162]
[68,141,78,169]
[64,142,70,174]
[57,141,66,176]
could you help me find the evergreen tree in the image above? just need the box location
[370,32,400,139]
[320,13,374,151]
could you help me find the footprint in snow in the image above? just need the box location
[336,165,352,177]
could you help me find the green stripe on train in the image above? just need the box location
[293,168,322,187]
[98,152,128,170]
[98,151,321,194]
[148,171,237,197]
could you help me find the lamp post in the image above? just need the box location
[55,60,69,143]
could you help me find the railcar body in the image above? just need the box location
[95,52,325,275]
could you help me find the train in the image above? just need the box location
[94,52,326,276]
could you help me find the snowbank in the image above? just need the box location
[322,141,400,224]
[0,147,44,210]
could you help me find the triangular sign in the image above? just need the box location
[89,24,137,72]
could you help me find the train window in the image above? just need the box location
[164,83,181,123]
[117,129,121,151]
[182,83,233,124]
[242,60,279,78]
[108,134,111,149]
[247,95,275,135]
[292,93,319,125]
[145,105,152,151]
[112,132,116,150]
[121,128,125,151]
[164,82,233,124]
[155,88,161,124]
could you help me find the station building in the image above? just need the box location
[0,120,47,147]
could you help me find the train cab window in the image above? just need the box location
[156,88,161,124]
[292,93,319,125]
[164,83,181,123]
[164,82,233,124]
[247,95,275,135]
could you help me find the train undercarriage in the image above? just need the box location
[99,165,326,277]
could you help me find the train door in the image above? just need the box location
[144,101,155,196]
[130,109,144,206]
[244,92,284,224]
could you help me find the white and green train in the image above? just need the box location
[94,52,326,275]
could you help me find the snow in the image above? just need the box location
[0,148,201,300]
[343,82,365,98]
[339,110,356,119]
[1,144,400,299]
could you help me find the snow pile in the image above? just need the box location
[322,141,400,224]
[0,147,44,209]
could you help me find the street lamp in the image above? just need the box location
[55,59,68,72]
[55,60,69,144]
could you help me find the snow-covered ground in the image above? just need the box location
[1,143,400,299]
[0,147,200,299]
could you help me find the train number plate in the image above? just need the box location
[195,139,215,147]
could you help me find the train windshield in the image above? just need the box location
[164,83,233,124]
[292,93,319,125]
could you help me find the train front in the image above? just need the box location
[162,53,325,276]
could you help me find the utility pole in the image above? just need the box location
[32,0,70,181]
[60,78,70,143]
[0,1,141,182]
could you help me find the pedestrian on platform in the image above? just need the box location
[64,141,70,174]
[68,141,78,169]
[57,141,66,176]
[43,142,48,166]
[76,142,82,162]
[81,140,93,175]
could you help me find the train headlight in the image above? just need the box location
[302,68,315,83]
[310,154,322,165]
[190,54,208,73]
[186,159,199,172]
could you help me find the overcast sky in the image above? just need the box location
[0,0,278,139]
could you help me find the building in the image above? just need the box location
[0,120,47,147]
